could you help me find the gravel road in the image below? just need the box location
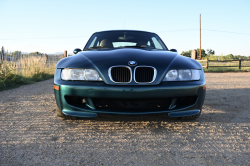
[0,73,249,166]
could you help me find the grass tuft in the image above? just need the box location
[0,56,56,91]
[203,67,250,72]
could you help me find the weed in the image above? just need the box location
[204,67,250,72]
[0,56,57,91]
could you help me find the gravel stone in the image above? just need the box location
[0,73,250,165]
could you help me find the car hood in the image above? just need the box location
[56,48,202,85]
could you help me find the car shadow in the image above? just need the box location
[67,88,250,124]
[57,87,250,135]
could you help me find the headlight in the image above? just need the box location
[163,69,200,81]
[61,69,103,81]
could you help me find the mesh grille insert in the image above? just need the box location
[135,67,155,83]
[92,98,172,110]
[110,67,131,83]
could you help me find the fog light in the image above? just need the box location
[82,98,86,103]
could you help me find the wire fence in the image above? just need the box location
[0,47,64,70]
[0,51,64,64]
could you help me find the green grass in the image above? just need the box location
[203,67,250,72]
[0,72,54,91]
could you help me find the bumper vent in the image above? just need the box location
[135,66,156,83]
[92,98,172,111]
[109,66,132,83]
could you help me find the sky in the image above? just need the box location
[0,0,249,56]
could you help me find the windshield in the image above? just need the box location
[84,31,168,50]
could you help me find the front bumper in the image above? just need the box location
[54,68,206,118]
[54,82,206,118]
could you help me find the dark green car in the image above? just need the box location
[54,30,206,120]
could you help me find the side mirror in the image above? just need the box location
[170,49,177,52]
[73,48,82,54]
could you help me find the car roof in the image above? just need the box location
[96,29,156,34]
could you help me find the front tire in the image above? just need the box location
[56,104,76,120]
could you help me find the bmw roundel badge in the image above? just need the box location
[128,61,137,66]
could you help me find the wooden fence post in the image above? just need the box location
[45,54,48,64]
[206,58,209,69]
[0,51,2,64]
[64,50,67,58]
[239,58,241,69]
[191,49,198,59]
[1,46,4,63]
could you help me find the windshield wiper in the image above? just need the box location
[83,46,108,51]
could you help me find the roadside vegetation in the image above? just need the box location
[0,48,249,91]
[0,56,56,91]
[181,48,250,60]
[202,61,250,72]
[182,49,250,72]
[203,67,250,72]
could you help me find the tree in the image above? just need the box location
[181,50,192,58]
[196,48,207,58]
[206,49,215,55]
[225,54,234,59]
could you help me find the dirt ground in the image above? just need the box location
[0,73,249,166]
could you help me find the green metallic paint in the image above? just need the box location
[62,109,201,118]
[54,89,62,111]
[56,49,202,86]
[54,45,206,118]
[168,110,200,117]
[54,70,206,117]
[62,108,97,118]
[54,90,205,117]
